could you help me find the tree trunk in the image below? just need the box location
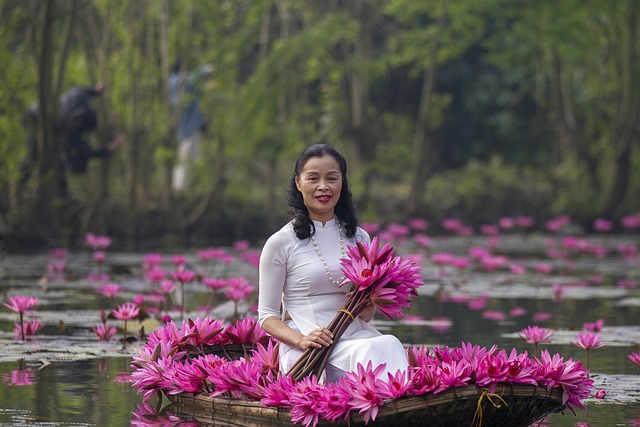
[159,0,173,208]
[32,0,60,239]
[406,0,448,217]
[125,0,142,250]
[601,0,639,218]
[548,54,601,192]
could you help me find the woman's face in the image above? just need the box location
[295,155,343,224]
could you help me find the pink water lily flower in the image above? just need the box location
[202,277,228,291]
[93,324,117,341]
[341,238,394,287]
[181,317,226,350]
[535,350,593,412]
[160,280,177,295]
[594,389,606,399]
[378,368,410,399]
[3,295,38,315]
[224,278,256,301]
[146,268,167,283]
[85,232,112,250]
[130,356,175,401]
[113,302,140,320]
[288,375,323,427]
[260,374,296,408]
[583,319,604,332]
[343,361,386,424]
[519,326,553,352]
[433,359,472,394]
[14,319,44,338]
[225,317,270,346]
[97,283,123,299]
[112,302,140,345]
[4,295,39,341]
[314,380,352,422]
[250,341,279,374]
[171,269,196,283]
[628,352,640,367]
[572,332,604,351]
[171,254,187,267]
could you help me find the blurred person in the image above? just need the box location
[21,82,122,197]
[168,60,213,191]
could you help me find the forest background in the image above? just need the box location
[0,0,638,251]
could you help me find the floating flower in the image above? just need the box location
[628,352,640,367]
[482,310,505,321]
[480,255,507,271]
[594,389,606,399]
[233,240,250,252]
[572,332,604,371]
[160,280,177,295]
[3,295,39,341]
[171,254,187,267]
[142,253,163,269]
[516,216,535,228]
[509,264,526,275]
[202,277,228,291]
[146,268,167,284]
[93,251,106,263]
[85,232,112,250]
[532,312,553,322]
[93,324,117,341]
[113,302,140,346]
[617,279,638,289]
[572,333,604,351]
[519,326,553,353]
[3,295,38,315]
[431,252,455,266]
[534,263,553,274]
[97,283,123,299]
[408,218,428,231]
[583,319,604,332]
[14,319,43,338]
[113,302,140,320]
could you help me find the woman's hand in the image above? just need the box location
[296,327,334,350]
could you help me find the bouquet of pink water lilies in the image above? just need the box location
[287,237,424,380]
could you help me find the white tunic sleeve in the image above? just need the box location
[257,226,291,326]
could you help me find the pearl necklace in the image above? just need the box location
[311,221,346,286]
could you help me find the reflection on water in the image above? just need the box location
[0,358,140,426]
[0,233,639,426]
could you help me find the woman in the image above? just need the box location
[258,144,408,382]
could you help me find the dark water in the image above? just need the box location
[1,234,639,426]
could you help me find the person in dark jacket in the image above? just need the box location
[21,83,122,196]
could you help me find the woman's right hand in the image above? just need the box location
[297,327,334,350]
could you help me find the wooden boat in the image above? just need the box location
[168,383,565,427]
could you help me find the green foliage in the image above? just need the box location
[0,0,638,247]
[424,155,553,226]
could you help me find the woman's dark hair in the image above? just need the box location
[287,144,358,240]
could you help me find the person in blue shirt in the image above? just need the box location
[168,60,213,191]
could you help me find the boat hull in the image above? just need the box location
[168,383,565,427]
